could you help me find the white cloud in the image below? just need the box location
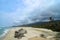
[1,0,59,27]
[11,0,56,24]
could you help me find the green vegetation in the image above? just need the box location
[13,17,60,32]
[36,21,60,31]
[20,20,60,32]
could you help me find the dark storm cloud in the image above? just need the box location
[0,0,60,27]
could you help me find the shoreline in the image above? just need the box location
[0,29,10,40]
[1,27,60,40]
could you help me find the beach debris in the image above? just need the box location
[40,34,46,38]
[14,28,27,39]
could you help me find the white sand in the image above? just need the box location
[3,27,55,40]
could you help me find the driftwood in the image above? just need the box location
[14,28,27,39]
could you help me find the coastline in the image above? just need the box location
[2,27,60,40]
[0,28,10,40]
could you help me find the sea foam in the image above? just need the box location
[0,29,9,38]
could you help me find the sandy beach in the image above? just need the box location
[3,27,56,40]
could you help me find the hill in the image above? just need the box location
[13,20,60,32]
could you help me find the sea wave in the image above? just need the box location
[0,29,10,38]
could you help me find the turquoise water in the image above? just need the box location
[0,27,10,38]
[0,28,4,35]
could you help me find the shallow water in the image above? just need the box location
[0,27,10,38]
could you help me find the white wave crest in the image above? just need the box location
[0,29,9,38]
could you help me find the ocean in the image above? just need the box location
[0,27,10,38]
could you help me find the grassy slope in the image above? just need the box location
[13,20,60,32]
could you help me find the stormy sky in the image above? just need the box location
[0,0,60,27]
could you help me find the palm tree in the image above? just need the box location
[49,17,54,22]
